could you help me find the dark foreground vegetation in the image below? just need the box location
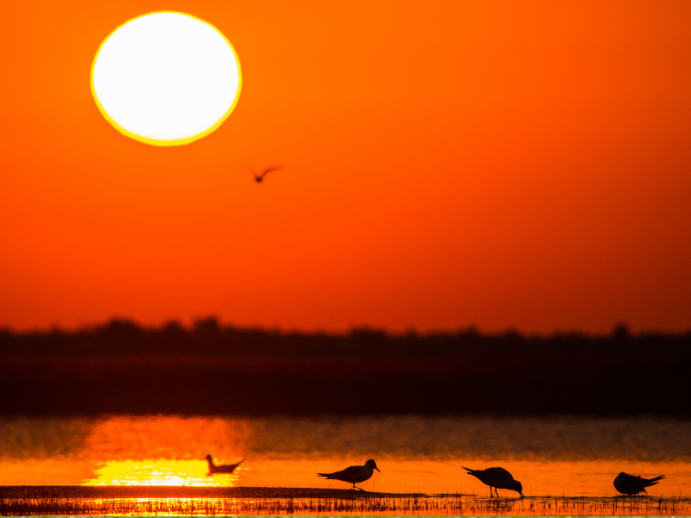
[1,319,690,416]
[0,486,688,516]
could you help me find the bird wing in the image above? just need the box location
[619,473,640,485]
[485,467,514,481]
[646,475,665,485]
[261,165,283,176]
[319,465,362,480]
[615,472,647,492]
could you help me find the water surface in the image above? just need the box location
[1,415,689,496]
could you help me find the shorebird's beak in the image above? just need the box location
[375,467,380,472]
[519,492,525,498]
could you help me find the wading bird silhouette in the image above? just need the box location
[461,466,524,498]
[318,459,380,491]
[205,455,244,476]
[613,472,665,495]
[249,165,283,183]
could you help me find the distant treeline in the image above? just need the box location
[1,318,690,416]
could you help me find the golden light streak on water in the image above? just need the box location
[82,459,239,486]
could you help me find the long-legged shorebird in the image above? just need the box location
[461,466,524,498]
[250,165,283,183]
[613,472,665,495]
[205,455,244,475]
[318,459,380,491]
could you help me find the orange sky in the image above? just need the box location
[1,0,690,334]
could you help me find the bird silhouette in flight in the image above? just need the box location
[249,165,283,183]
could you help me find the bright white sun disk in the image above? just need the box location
[91,12,241,146]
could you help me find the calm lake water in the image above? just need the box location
[1,415,689,496]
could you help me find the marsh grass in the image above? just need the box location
[0,486,689,516]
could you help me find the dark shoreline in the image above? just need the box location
[1,319,690,417]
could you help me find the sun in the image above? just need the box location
[91,12,241,146]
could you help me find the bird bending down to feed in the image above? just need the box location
[613,472,665,495]
[205,455,244,475]
[461,466,524,498]
[318,459,380,491]
[250,165,283,183]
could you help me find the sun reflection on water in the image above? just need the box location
[83,459,240,486]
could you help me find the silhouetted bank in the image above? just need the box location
[0,319,689,416]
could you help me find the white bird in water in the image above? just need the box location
[250,165,283,183]
[614,472,665,495]
[318,459,380,491]
[205,455,244,475]
[461,466,524,498]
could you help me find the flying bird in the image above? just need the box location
[613,472,665,495]
[461,466,524,498]
[250,165,283,183]
[205,455,244,476]
[317,459,380,491]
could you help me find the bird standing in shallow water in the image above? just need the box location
[614,472,665,495]
[250,165,283,183]
[318,459,380,491]
[205,455,244,475]
[461,466,524,498]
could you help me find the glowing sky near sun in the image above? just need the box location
[1,0,690,333]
